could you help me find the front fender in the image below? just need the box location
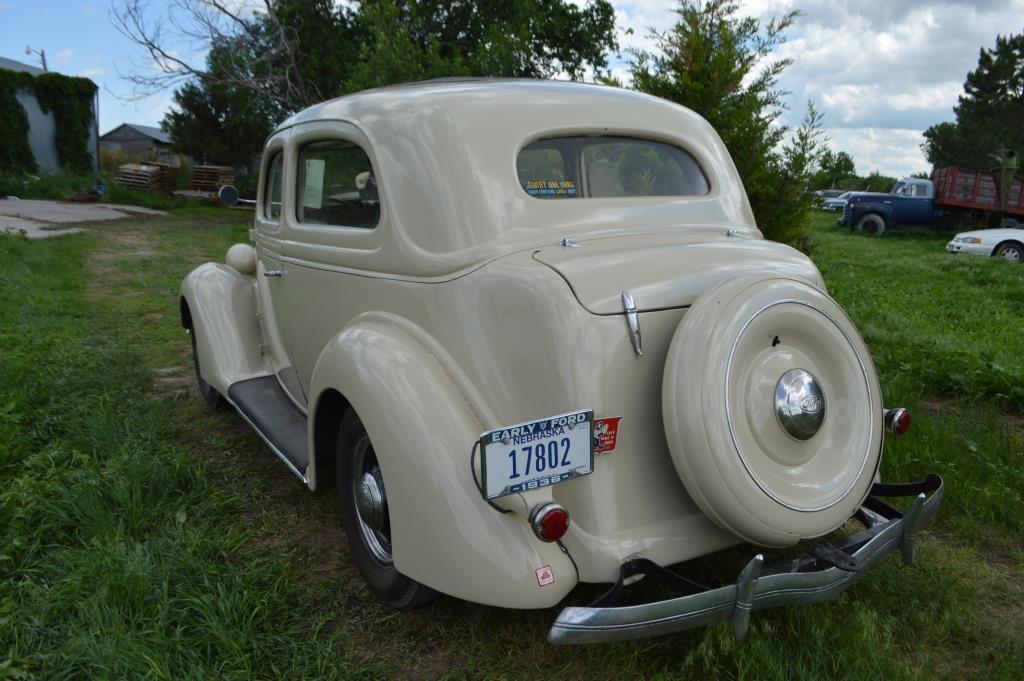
[850,202,893,225]
[180,262,269,396]
[307,315,577,609]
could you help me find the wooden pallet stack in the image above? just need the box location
[115,163,163,191]
[190,165,235,192]
[152,162,180,192]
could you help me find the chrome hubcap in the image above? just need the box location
[351,436,392,566]
[1003,248,1021,262]
[356,470,386,532]
[774,368,826,441]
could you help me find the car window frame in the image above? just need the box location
[293,137,382,231]
[279,121,389,265]
[255,135,287,242]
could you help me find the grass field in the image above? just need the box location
[1,210,1021,679]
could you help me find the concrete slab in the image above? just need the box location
[0,199,166,223]
[0,215,83,239]
[0,199,167,239]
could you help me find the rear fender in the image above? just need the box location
[307,313,576,608]
[180,263,270,395]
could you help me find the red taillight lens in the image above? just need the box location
[531,503,570,542]
[885,408,911,437]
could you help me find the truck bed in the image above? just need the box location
[932,167,1024,217]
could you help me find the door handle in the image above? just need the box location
[264,270,283,277]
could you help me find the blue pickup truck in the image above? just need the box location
[839,170,1024,236]
[837,178,943,236]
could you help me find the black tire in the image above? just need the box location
[854,213,886,236]
[993,241,1023,263]
[336,409,436,609]
[188,326,226,410]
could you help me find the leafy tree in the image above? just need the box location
[127,0,618,165]
[858,171,897,193]
[162,46,279,169]
[628,0,822,244]
[922,32,1023,168]
[812,149,857,189]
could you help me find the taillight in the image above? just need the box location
[530,503,570,542]
[884,408,911,437]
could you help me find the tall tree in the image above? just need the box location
[923,32,1023,168]
[628,0,821,244]
[116,0,618,165]
[812,149,857,189]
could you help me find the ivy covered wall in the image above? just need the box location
[0,68,97,174]
[0,69,37,173]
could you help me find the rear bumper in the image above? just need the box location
[548,474,943,644]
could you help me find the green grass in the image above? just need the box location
[1,212,1021,679]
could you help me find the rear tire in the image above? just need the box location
[854,213,886,236]
[336,409,436,609]
[188,326,225,410]
[994,241,1023,263]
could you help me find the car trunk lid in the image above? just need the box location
[532,232,822,315]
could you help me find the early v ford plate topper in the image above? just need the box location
[480,410,594,499]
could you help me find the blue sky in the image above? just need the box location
[0,1,176,135]
[2,0,1023,178]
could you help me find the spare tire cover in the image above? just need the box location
[662,274,882,547]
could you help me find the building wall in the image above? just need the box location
[14,89,98,174]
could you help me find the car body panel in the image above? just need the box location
[533,233,822,314]
[180,262,269,395]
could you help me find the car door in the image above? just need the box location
[904,182,933,224]
[254,142,307,408]
[273,123,389,395]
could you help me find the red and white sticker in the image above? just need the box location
[593,417,623,455]
[535,565,555,587]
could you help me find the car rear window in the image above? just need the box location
[296,140,380,228]
[517,136,709,199]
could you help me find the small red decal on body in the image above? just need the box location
[593,417,623,455]
[535,565,555,587]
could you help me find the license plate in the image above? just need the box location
[479,410,594,499]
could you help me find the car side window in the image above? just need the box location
[296,140,380,229]
[264,152,284,220]
[913,184,928,198]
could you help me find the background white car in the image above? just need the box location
[947,226,1024,262]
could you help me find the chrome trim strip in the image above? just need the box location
[548,479,942,644]
[225,394,309,485]
[621,290,643,356]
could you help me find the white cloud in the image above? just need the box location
[56,49,74,63]
[610,0,1024,177]
[82,67,106,78]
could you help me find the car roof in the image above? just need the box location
[269,79,757,278]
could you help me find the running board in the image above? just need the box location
[227,376,309,482]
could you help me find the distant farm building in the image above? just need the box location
[100,123,174,162]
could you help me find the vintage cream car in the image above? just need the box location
[181,79,942,643]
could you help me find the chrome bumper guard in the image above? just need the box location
[548,474,943,644]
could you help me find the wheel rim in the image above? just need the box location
[1002,247,1021,262]
[351,434,393,566]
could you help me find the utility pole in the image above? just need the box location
[24,45,47,71]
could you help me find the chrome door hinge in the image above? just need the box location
[560,237,582,249]
[258,343,268,356]
[622,290,643,356]
[263,270,282,277]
